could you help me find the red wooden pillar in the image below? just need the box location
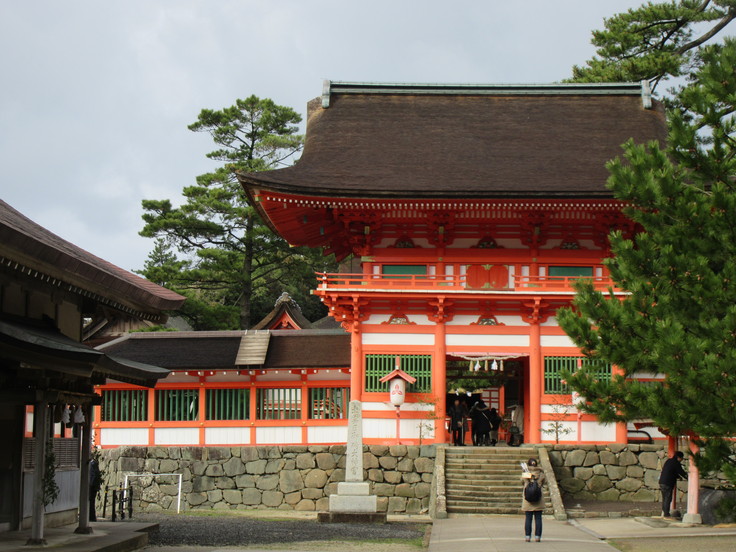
[612,365,628,443]
[684,435,702,523]
[433,321,447,443]
[147,388,156,446]
[350,321,363,402]
[249,378,257,445]
[525,298,545,444]
[198,383,206,446]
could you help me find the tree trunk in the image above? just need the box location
[239,215,254,329]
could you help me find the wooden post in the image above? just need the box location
[527,320,542,444]
[75,405,93,534]
[349,321,363,402]
[683,436,702,524]
[433,321,447,443]
[27,397,49,545]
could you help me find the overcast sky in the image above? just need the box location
[1,0,646,273]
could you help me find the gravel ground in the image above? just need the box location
[134,511,427,549]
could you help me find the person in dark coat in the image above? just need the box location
[659,451,687,517]
[469,400,491,446]
[521,458,546,542]
[488,407,502,445]
[89,456,101,521]
[447,398,469,446]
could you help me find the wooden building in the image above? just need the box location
[92,81,667,450]
[0,200,184,540]
[236,81,668,446]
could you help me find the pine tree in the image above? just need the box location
[557,39,736,479]
[139,96,335,329]
[569,0,735,91]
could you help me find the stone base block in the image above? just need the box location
[337,481,370,496]
[329,493,377,513]
[682,512,702,524]
[318,511,387,524]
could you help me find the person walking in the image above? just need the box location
[659,451,687,518]
[488,407,502,446]
[521,458,546,542]
[447,398,468,446]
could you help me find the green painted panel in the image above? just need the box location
[548,266,594,277]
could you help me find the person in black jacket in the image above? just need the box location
[659,451,687,517]
[448,398,469,446]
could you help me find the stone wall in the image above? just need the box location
[99,445,435,514]
[547,444,685,502]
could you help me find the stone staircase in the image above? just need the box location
[445,446,554,515]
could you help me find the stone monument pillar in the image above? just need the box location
[319,400,386,522]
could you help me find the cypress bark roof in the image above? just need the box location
[239,82,667,199]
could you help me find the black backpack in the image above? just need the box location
[524,478,542,503]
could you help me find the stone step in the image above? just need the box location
[446,488,524,496]
[447,498,552,509]
[446,505,554,515]
[445,474,520,481]
[446,481,522,490]
[446,462,525,470]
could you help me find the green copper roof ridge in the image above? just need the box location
[321,80,650,108]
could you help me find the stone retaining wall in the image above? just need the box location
[99,445,435,514]
[547,444,686,502]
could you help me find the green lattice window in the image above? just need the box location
[544,356,612,394]
[309,387,350,419]
[548,266,594,278]
[364,354,432,393]
[155,389,199,421]
[206,388,249,420]
[101,389,147,422]
[256,388,301,420]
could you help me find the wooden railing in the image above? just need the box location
[316,272,616,292]
[514,275,617,291]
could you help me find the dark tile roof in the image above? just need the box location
[98,329,350,371]
[0,200,185,316]
[264,330,350,368]
[99,331,244,370]
[239,82,667,199]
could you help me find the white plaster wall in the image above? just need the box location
[101,427,149,446]
[627,422,666,439]
[541,316,561,327]
[541,404,575,414]
[205,427,250,445]
[154,427,199,445]
[363,418,394,439]
[541,421,616,443]
[308,425,348,443]
[361,333,434,346]
[362,402,435,412]
[540,335,577,347]
[255,372,301,382]
[362,417,427,440]
[446,334,530,347]
[255,426,301,444]
[581,422,617,442]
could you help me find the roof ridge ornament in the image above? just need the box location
[322,79,331,108]
[641,79,653,109]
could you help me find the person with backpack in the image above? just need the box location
[521,458,546,542]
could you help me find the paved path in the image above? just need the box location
[429,515,736,552]
[429,515,616,551]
